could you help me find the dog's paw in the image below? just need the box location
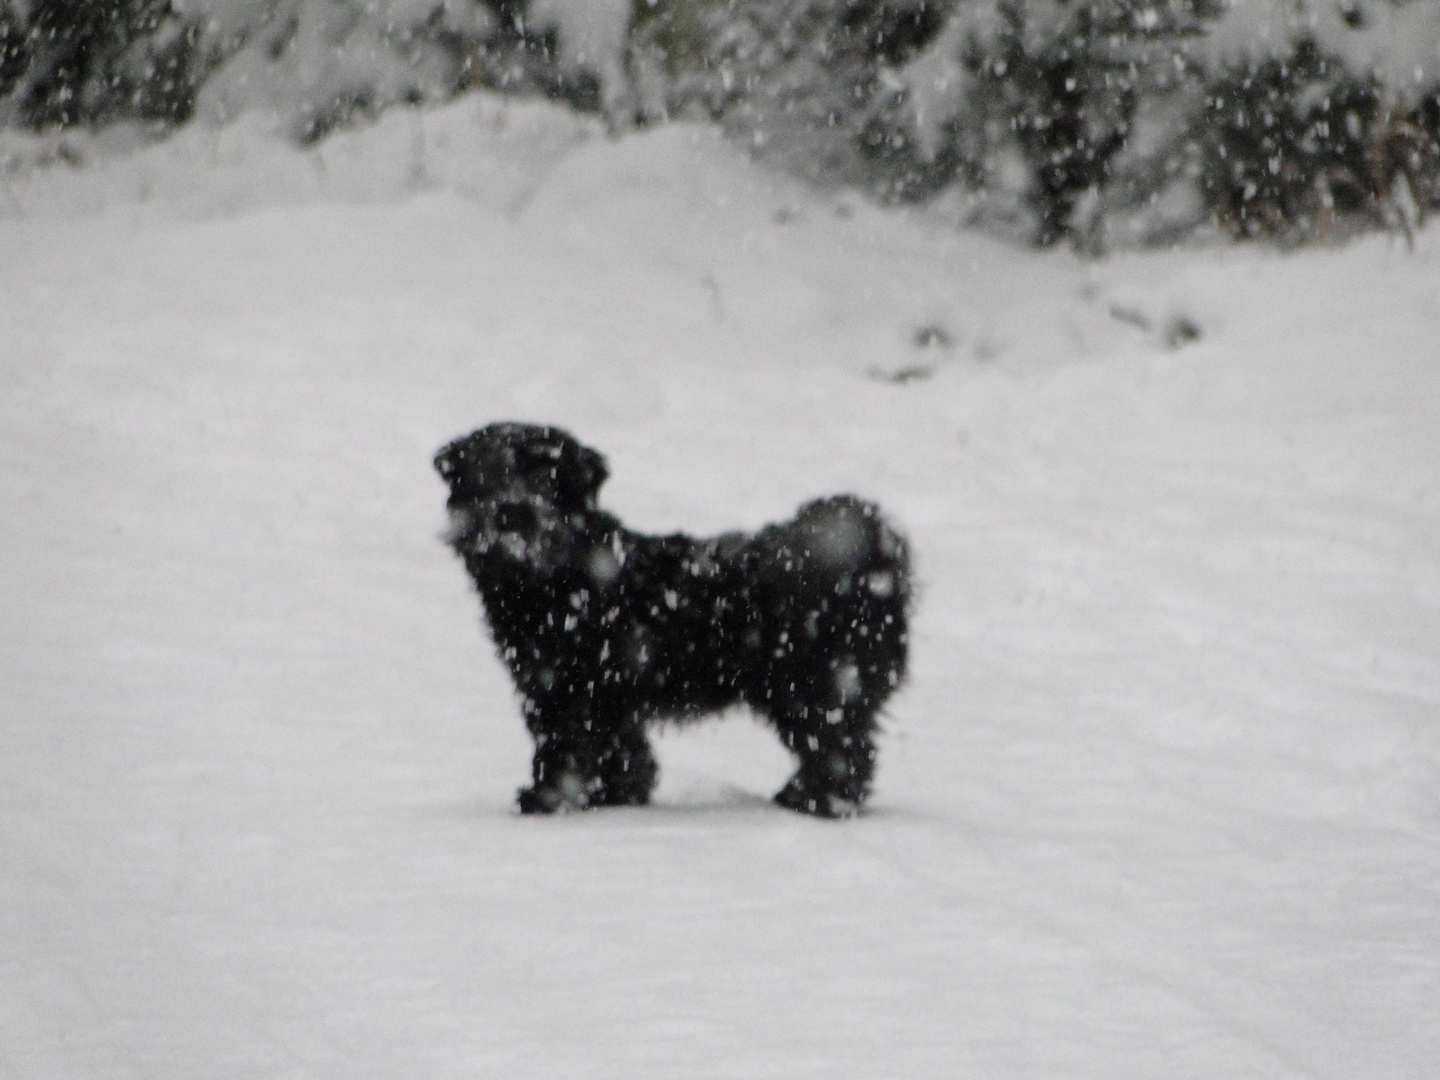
[517,786,565,814]
[517,771,594,814]
[590,785,652,808]
[774,781,861,819]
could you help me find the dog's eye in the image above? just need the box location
[520,460,558,485]
[455,467,487,491]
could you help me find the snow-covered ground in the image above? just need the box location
[2,96,1438,1079]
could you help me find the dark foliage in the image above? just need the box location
[837,0,951,67]
[435,423,911,818]
[1399,91,1440,210]
[1201,40,1377,238]
[465,0,607,117]
[1201,39,1440,240]
[971,29,1138,247]
[1,0,202,130]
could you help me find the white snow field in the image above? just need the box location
[2,95,1438,1079]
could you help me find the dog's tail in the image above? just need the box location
[790,495,910,602]
[785,495,911,700]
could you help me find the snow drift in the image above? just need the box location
[0,93,1437,1079]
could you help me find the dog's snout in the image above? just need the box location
[443,506,476,545]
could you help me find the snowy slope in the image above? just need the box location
[1,96,1438,1079]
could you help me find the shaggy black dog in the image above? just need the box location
[435,423,910,817]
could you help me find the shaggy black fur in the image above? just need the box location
[435,423,910,817]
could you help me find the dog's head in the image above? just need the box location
[435,423,609,561]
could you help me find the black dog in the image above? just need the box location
[435,423,910,817]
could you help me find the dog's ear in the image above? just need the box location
[434,442,464,484]
[557,441,608,510]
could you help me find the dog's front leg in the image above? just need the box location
[516,697,657,813]
[517,697,599,813]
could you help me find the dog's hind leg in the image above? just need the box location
[771,702,879,818]
[591,719,658,807]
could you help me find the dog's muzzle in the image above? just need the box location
[444,496,565,566]
[443,505,480,548]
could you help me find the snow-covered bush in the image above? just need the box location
[647,0,1440,246]
[885,1,1225,245]
[462,0,659,129]
[1196,23,1440,244]
[883,0,1440,246]
[0,0,494,139]
[184,0,494,141]
[4,0,1439,248]
[626,0,950,193]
